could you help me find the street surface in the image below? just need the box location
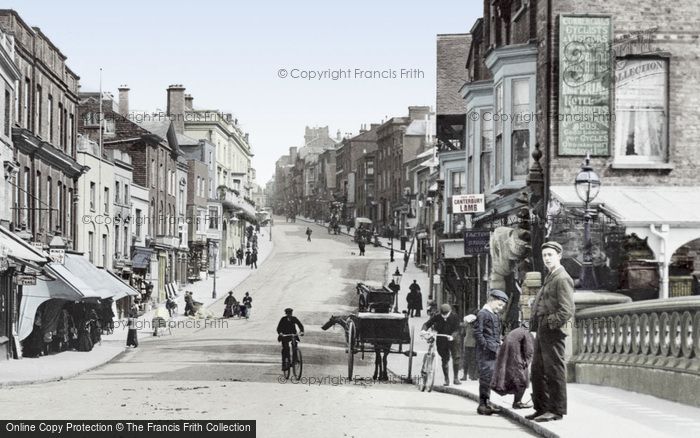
[0,219,533,438]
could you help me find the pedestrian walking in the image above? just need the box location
[527,241,574,423]
[126,303,139,348]
[243,292,252,319]
[408,280,422,317]
[184,291,194,317]
[358,240,365,256]
[245,249,251,266]
[306,227,312,241]
[223,291,236,318]
[421,303,462,386]
[461,312,479,381]
[474,289,508,415]
[491,321,534,409]
[237,248,244,266]
[250,250,258,269]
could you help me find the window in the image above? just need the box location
[511,78,531,179]
[367,160,374,175]
[151,159,156,187]
[67,188,72,235]
[135,209,142,240]
[47,95,53,143]
[88,231,94,263]
[451,171,465,195]
[57,182,63,234]
[35,171,41,228]
[480,108,493,192]
[115,181,120,203]
[23,78,29,129]
[123,225,129,255]
[89,182,96,211]
[102,234,108,268]
[114,224,120,257]
[47,177,53,232]
[57,102,63,148]
[22,168,29,227]
[104,188,109,213]
[4,89,10,136]
[614,57,668,163]
[467,117,475,194]
[67,113,73,156]
[494,83,504,186]
[179,186,184,215]
[209,207,218,229]
[124,184,129,204]
[35,85,41,135]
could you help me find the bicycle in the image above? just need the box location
[280,333,304,380]
[417,330,453,392]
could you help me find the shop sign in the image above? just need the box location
[452,194,485,214]
[463,230,491,255]
[15,274,36,286]
[558,15,612,156]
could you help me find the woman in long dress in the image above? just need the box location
[126,304,139,348]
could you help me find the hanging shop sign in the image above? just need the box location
[452,194,485,214]
[558,15,612,156]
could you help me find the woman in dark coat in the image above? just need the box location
[223,292,236,318]
[126,304,139,348]
[490,323,534,409]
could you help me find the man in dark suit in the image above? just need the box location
[276,308,305,371]
[527,241,575,423]
[474,289,508,415]
[421,303,462,386]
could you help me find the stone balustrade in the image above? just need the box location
[571,296,700,406]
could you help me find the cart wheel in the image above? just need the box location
[407,325,415,383]
[347,320,355,380]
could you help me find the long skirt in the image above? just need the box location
[126,329,138,347]
[223,305,234,318]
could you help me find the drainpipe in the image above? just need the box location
[649,224,670,299]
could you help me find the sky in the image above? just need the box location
[6,0,480,184]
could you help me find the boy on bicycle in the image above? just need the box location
[276,308,305,371]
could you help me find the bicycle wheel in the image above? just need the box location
[293,347,303,380]
[418,354,429,392]
[425,353,436,392]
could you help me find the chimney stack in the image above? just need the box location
[166,84,186,134]
[118,85,130,117]
[185,94,193,111]
[408,105,431,121]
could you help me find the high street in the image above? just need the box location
[0,219,533,438]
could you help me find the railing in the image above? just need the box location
[573,296,700,378]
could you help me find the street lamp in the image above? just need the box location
[574,154,601,290]
[210,241,218,299]
[392,266,402,312]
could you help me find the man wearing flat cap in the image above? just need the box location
[527,241,574,422]
[421,303,462,386]
[474,289,508,415]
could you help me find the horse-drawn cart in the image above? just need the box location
[345,312,414,381]
[356,282,396,313]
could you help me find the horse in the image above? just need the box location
[321,314,391,381]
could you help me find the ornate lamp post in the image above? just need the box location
[574,154,601,290]
[392,266,402,312]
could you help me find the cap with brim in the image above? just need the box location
[541,241,563,253]
[284,308,293,314]
[489,289,509,303]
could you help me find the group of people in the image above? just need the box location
[422,241,574,423]
[223,291,253,319]
[23,300,116,357]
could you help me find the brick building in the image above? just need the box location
[0,10,85,246]
[335,124,379,222]
[456,0,700,302]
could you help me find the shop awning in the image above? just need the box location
[62,254,114,299]
[17,264,102,341]
[0,225,48,264]
[102,269,139,300]
[131,247,153,270]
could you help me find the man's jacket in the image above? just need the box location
[530,266,575,336]
[277,316,304,335]
[422,312,460,337]
[474,308,502,355]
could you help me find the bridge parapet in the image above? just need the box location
[571,296,700,406]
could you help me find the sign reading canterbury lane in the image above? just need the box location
[452,194,485,214]
[558,14,612,156]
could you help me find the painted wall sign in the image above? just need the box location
[558,15,612,156]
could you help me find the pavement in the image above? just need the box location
[381,258,700,438]
[0,229,274,386]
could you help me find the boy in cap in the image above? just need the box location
[527,241,574,423]
[421,303,462,386]
[474,289,508,415]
